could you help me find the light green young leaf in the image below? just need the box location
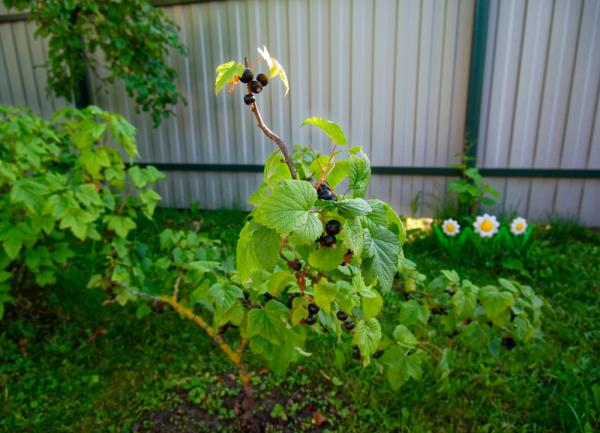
[349,151,371,198]
[452,287,478,319]
[263,150,292,186]
[337,198,372,217]
[393,325,419,349]
[362,289,383,320]
[352,318,382,364]
[254,180,322,244]
[382,346,424,390]
[257,46,289,95]
[236,222,280,282]
[398,300,430,326]
[308,246,346,272]
[106,215,137,238]
[215,61,245,95]
[301,117,347,145]
[362,225,402,292]
[313,279,338,314]
[209,283,244,310]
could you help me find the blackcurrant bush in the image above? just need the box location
[352,345,361,360]
[319,234,336,248]
[325,220,342,235]
[256,73,269,87]
[336,311,348,321]
[373,349,384,359]
[240,68,253,83]
[308,303,320,315]
[243,94,255,105]
[306,314,317,325]
[344,319,355,331]
[250,80,263,94]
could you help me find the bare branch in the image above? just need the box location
[249,101,297,180]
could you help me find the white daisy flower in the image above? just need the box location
[510,217,528,235]
[441,219,460,237]
[473,214,500,238]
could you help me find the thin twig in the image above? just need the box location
[249,101,297,179]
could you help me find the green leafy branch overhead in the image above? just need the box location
[3,0,187,126]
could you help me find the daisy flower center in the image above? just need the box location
[481,220,493,232]
[446,224,456,233]
[515,222,524,231]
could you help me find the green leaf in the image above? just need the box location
[78,148,111,177]
[236,222,280,282]
[267,271,294,298]
[60,208,96,240]
[0,223,35,260]
[451,285,478,319]
[263,150,292,186]
[398,300,430,326]
[301,117,347,145]
[393,325,419,349]
[215,61,245,95]
[308,246,346,272]
[209,283,244,310]
[246,300,289,345]
[352,318,382,364]
[337,198,372,217]
[254,180,322,244]
[461,321,492,351]
[258,46,289,95]
[362,289,383,320]
[340,216,364,257]
[313,279,337,314]
[136,304,152,319]
[362,225,401,292]
[106,215,137,238]
[479,285,515,320]
[10,178,49,211]
[441,269,460,285]
[349,152,371,198]
[382,346,424,390]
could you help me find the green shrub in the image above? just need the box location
[0,104,164,317]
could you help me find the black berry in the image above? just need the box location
[240,68,253,83]
[250,80,263,94]
[256,73,269,87]
[287,293,299,308]
[287,259,302,271]
[319,234,336,248]
[318,189,337,201]
[501,336,515,350]
[306,314,317,325]
[431,307,447,316]
[344,319,355,331]
[316,182,331,194]
[325,220,342,235]
[243,94,255,105]
[352,346,361,360]
[308,303,320,315]
[373,349,384,359]
[336,311,348,321]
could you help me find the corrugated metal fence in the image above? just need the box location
[1,0,599,224]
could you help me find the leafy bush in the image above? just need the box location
[3,0,186,125]
[0,104,164,317]
[447,157,499,217]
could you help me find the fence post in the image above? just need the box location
[464,0,490,168]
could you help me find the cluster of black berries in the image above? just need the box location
[305,302,320,325]
[336,310,355,331]
[318,219,341,249]
[240,68,269,105]
[316,181,337,201]
[352,346,384,360]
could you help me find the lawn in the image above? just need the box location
[1,209,598,433]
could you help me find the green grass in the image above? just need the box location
[1,209,598,433]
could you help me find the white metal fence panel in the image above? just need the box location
[478,0,600,224]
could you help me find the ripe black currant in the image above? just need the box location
[240,68,253,83]
[352,345,361,360]
[325,220,341,235]
[250,80,263,94]
[287,259,302,271]
[344,319,355,331]
[256,73,269,87]
[336,311,348,321]
[431,306,446,315]
[308,303,320,315]
[243,93,255,105]
[501,336,515,350]
[373,349,384,359]
[318,189,337,201]
[306,314,317,325]
[316,182,331,194]
[319,234,336,248]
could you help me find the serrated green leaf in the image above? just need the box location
[236,222,280,282]
[349,152,371,197]
[308,246,346,272]
[337,198,372,217]
[301,117,347,145]
[313,279,338,314]
[393,325,419,349]
[106,215,137,238]
[254,180,322,244]
[267,271,294,298]
[352,318,382,364]
[479,285,515,320]
[362,225,401,292]
[381,346,424,390]
[340,216,364,257]
[398,300,430,326]
[263,150,292,186]
[451,286,478,319]
[209,283,244,310]
[215,61,245,95]
[246,300,289,345]
[362,289,383,320]
[258,46,289,95]
[10,178,48,212]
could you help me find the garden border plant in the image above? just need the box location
[89,48,547,433]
